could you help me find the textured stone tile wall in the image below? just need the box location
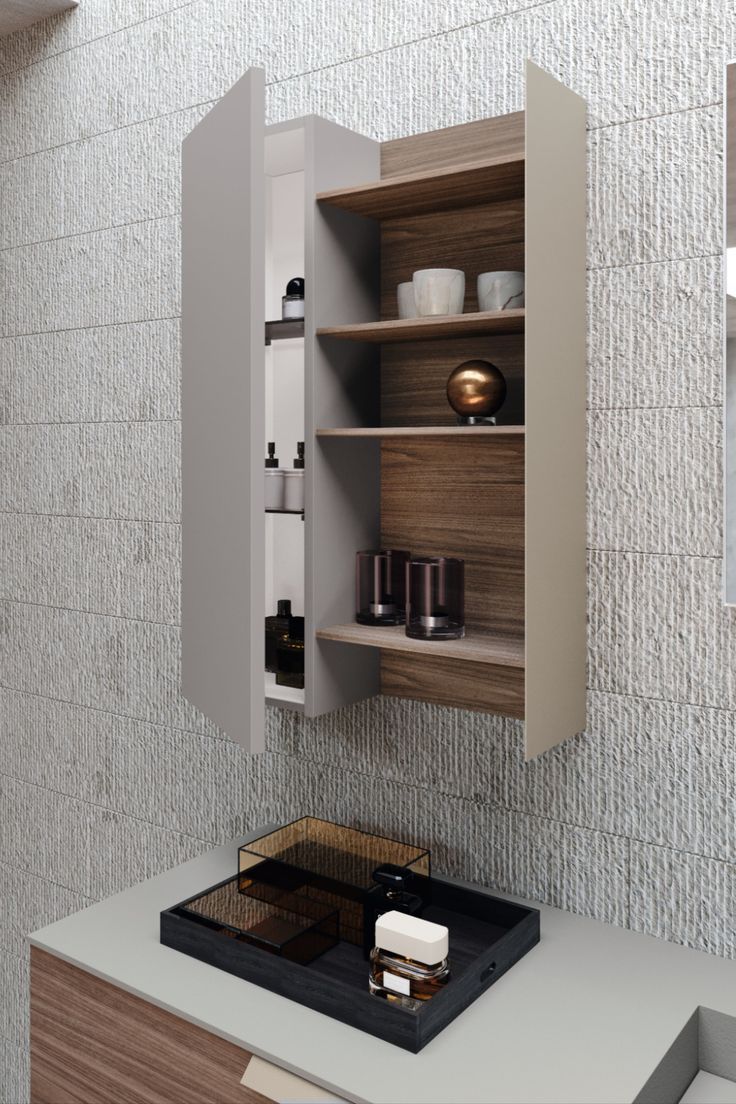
[1,0,735,1098]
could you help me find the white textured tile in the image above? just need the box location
[0,1033,28,1104]
[0,107,205,249]
[512,691,736,865]
[588,106,721,268]
[0,421,179,520]
[0,0,190,76]
[588,408,721,556]
[0,320,180,424]
[0,772,207,899]
[0,952,26,1048]
[589,552,736,709]
[274,694,519,810]
[588,257,722,410]
[0,601,214,734]
[0,515,179,622]
[0,861,91,960]
[0,217,179,336]
[630,844,736,958]
[2,0,734,163]
[0,688,279,838]
[505,813,630,926]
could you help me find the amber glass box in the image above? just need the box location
[238,817,430,946]
[179,874,339,966]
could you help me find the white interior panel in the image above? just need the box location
[264,164,306,705]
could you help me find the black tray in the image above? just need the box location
[161,873,540,1053]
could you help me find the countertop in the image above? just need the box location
[30,827,736,1104]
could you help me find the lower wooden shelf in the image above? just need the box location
[316,622,525,669]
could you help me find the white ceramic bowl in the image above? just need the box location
[412,269,465,316]
[397,281,418,319]
[477,270,525,312]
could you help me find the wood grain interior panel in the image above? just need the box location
[381,436,525,639]
[381,200,524,319]
[381,334,524,427]
[30,947,270,1104]
[381,113,525,177]
[381,652,525,717]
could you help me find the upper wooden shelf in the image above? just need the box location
[316,623,525,668]
[316,154,525,219]
[317,309,524,344]
[316,426,524,438]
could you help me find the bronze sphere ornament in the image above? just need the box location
[446,359,506,425]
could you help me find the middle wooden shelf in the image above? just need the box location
[317,309,524,344]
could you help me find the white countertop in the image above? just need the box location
[30,828,736,1104]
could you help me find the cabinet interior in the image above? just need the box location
[314,117,528,715]
[264,125,305,708]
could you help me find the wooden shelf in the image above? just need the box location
[317,425,524,438]
[317,309,524,344]
[316,154,525,219]
[317,623,525,668]
[265,318,304,344]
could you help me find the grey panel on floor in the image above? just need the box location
[680,1071,736,1104]
[634,1010,698,1104]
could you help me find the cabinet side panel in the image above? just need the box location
[724,63,736,603]
[525,61,587,757]
[181,69,266,750]
[305,119,382,716]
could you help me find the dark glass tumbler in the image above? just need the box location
[406,556,465,640]
[356,550,410,625]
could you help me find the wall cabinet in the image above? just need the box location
[181,63,586,758]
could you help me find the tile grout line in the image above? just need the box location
[0,418,181,428]
[0,856,95,905]
[0,314,179,340]
[0,0,555,83]
[0,679,221,743]
[0,767,219,850]
[0,509,181,525]
[0,0,201,80]
[0,212,177,255]
[0,595,180,630]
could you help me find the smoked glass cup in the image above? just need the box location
[406,556,465,640]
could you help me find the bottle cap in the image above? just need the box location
[265,442,279,468]
[373,864,412,891]
[276,600,292,617]
[294,441,305,469]
[286,277,304,297]
[375,910,448,964]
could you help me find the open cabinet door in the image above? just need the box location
[524,60,587,757]
[181,69,266,750]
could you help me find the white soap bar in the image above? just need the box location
[375,910,449,963]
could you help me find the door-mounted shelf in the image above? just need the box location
[265,319,304,344]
